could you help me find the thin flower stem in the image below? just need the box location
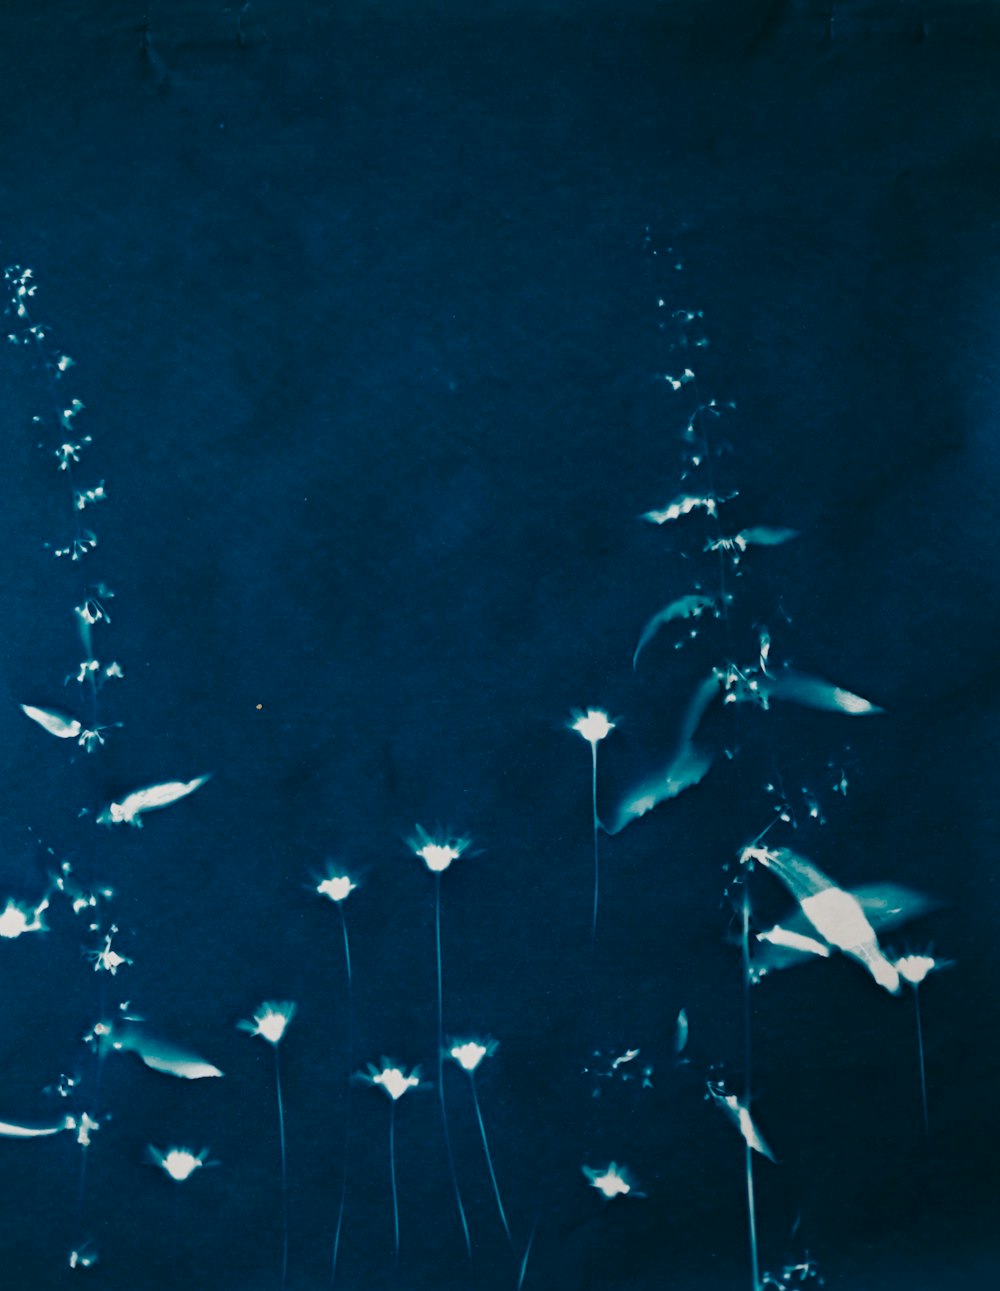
[517,1211,540,1290]
[435,877,471,1257]
[591,741,600,945]
[389,1101,399,1257]
[470,1075,510,1242]
[331,907,353,1286]
[914,986,930,1141]
[275,1048,289,1290]
[742,868,759,1291]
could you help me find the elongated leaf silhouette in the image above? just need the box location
[761,671,882,715]
[706,526,798,553]
[633,594,730,670]
[707,1084,776,1162]
[0,1118,72,1138]
[124,1034,223,1080]
[606,675,720,833]
[20,704,82,739]
[97,775,210,827]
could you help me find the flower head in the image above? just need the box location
[582,1162,642,1200]
[148,1146,210,1182]
[238,1001,296,1046]
[408,824,470,874]
[315,871,357,904]
[365,1062,421,1101]
[898,960,944,986]
[447,1037,498,1073]
[569,709,615,745]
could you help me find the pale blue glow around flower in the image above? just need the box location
[366,1063,421,1101]
[582,1162,641,1199]
[448,1038,497,1072]
[896,954,937,986]
[239,1001,297,1045]
[408,824,470,874]
[316,873,357,903]
[148,1146,209,1182]
[569,708,615,745]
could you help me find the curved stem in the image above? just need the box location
[914,986,930,1141]
[436,877,471,1257]
[471,1075,510,1242]
[741,869,759,1291]
[517,1211,540,1291]
[275,1047,289,1289]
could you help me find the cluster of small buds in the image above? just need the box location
[68,1244,97,1270]
[45,1073,81,1100]
[59,398,85,431]
[661,366,695,391]
[55,437,91,469]
[87,926,133,976]
[67,659,124,686]
[75,596,111,626]
[761,1256,824,1287]
[54,532,97,561]
[3,264,36,320]
[74,482,106,511]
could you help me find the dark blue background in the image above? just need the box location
[1,2,997,1286]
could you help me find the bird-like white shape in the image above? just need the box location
[97,775,210,827]
[748,883,938,981]
[20,704,82,739]
[753,848,900,994]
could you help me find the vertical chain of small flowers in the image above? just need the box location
[4,265,124,745]
[4,263,127,1270]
